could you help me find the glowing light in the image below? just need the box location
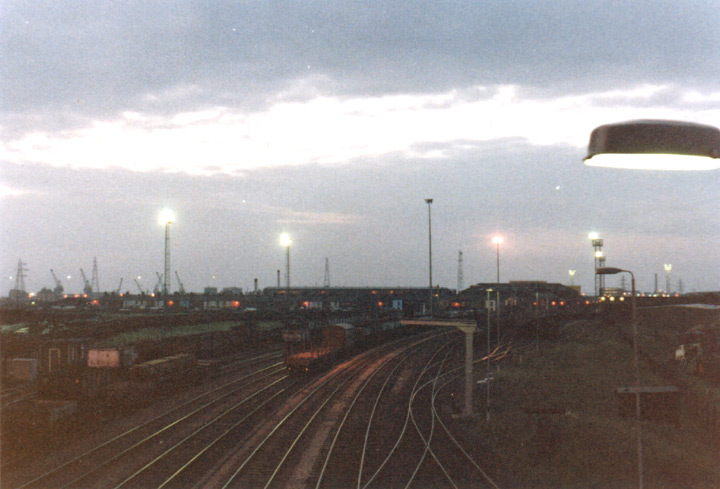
[588,232,599,240]
[159,209,175,226]
[279,232,292,247]
[492,236,504,245]
[585,153,720,171]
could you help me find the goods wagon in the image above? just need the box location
[322,323,356,351]
[285,323,357,374]
[87,347,138,368]
[284,348,341,374]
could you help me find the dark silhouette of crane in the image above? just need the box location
[154,272,164,294]
[175,271,185,294]
[80,269,93,295]
[50,269,64,295]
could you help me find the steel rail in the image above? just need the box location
[261,337,426,489]
[406,345,459,489]
[431,375,500,489]
[360,334,456,489]
[56,368,287,489]
[112,375,291,489]
[155,379,297,489]
[356,340,427,489]
[314,339,418,489]
[218,355,365,489]
[12,360,286,489]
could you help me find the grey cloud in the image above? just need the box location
[3,1,719,119]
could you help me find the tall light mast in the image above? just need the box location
[425,198,433,317]
[159,209,175,297]
[91,257,100,294]
[10,259,28,300]
[323,258,330,288]
[457,250,464,292]
[279,233,292,290]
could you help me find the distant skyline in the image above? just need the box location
[3,1,720,295]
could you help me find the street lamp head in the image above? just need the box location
[492,236,504,245]
[584,120,720,170]
[664,264,672,272]
[158,209,175,226]
[279,232,292,247]
[595,267,625,275]
[425,198,433,204]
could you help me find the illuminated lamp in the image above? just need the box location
[584,120,720,170]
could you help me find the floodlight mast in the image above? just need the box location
[159,210,174,298]
[492,236,503,283]
[279,233,292,290]
[425,199,433,317]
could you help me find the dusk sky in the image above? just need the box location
[3,1,720,296]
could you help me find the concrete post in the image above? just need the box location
[463,326,474,416]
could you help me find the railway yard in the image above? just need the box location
[2,325,502,489]
[2,305,720,488]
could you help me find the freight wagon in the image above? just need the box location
[285,323,357,374]
[284,321,412,374]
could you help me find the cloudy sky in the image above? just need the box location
[3,1,720,296]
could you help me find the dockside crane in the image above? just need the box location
[154,272,163,294]
[50,269,64,295]
[116,278,123,295]
[80,268,93,295]
[175,271,185,294]
[134,278,145,295]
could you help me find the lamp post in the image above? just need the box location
[279,233,292,290]
[485,288,493,422]
[158,209,175,298]
[492,236,503,283]
[583,120,720,488]
[596,267,642,489]
[425,198,433,317]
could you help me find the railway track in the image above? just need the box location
[196,334,436,489]
[6,331,511,489]
[4,349,288,489]
[0,384,36,409]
